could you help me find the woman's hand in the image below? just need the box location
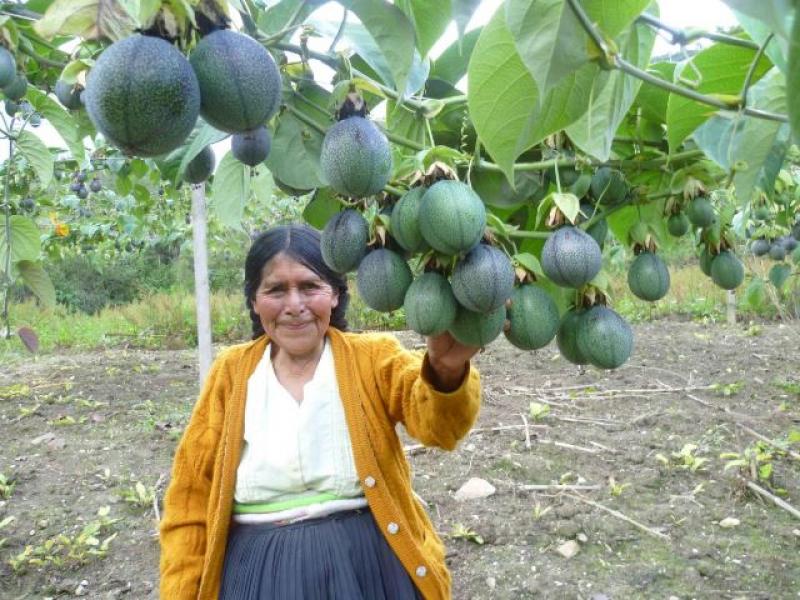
[425,331,480,392]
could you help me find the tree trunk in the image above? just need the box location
[191,184,213,386]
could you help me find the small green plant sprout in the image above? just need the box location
[721,440,786,488]
[709,381,744,397]
[532,501,552,521]
[607,476,631,497]
[450,523,484,545]
[0,384,31,399]
[120,481,156,509]
[655,443,709,472]
[8,506,119,573]
[0,473,16,499]
[17,403,41,418]
[529,401,550,421]
[0,515,14,548]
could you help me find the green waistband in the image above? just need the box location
[233,492,350,514]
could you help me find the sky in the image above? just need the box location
[3,0,740,162]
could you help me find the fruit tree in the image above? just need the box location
[1,0,799,372]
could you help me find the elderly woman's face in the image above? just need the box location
[252,253,339,359]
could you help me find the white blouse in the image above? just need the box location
[233,338,364,509]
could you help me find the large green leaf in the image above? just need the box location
[666,42,772,152]
[17,260,56,308]
[256,0,315,39]
[453,0,481,38]
[311,16,429,97]
[788,9,800,145]
[467,9,538,183]
[693,69,789,205]
[468,9,606,182]
[16,130,53,189]
[430,28,482,85]
[565,18,655,161]
[302,188,342,229]
[34,0,137,41]
[211,151,248,230]
[339,0,417,99]
[634,62,675,123]
[26,87,85,162]
[506,0,650,96]
[264,112,325,191]
[0,215,41,268]
[397,0,451,58]
[721,0,794,41]
[731,10,789,74]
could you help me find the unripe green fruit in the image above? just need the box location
[686,196,715,228]
[710,251,744,290]
[667,212,690,237]
[0,47,15,88]
[3,74,27,101]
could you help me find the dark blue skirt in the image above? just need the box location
[219,509,425,599]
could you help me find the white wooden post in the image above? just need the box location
[191,183,213,386]
[726,290,736,325]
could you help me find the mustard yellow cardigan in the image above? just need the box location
[159,328,481,600]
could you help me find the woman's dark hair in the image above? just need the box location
[244,224,350,339]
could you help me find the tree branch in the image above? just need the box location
[566,0,789,124]
[740,33,773,109]
[636,13,760,50]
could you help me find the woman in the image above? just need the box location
[159,224,482,600]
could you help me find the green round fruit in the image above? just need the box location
[686,196,715,227]
[418,180,486,255]
[390,187,429,253]
[0,47,15,88]
[699,247,713,276]
[448,303,505,347]
[403,272,457,336]
[55,80,82,110]
[753,206,770,221]
[710,250,744,290]
[667,212,690,237]
[769,242,786,261]
[781,236,798,252]
[586,218,608,248]
[4,99,17,116]
[627,251,670,301]
[504,284,559,350]
[3,74,26,101]
[590,167,627,206]
[320,209,369,274]
[356,248,412,312]
[576,305,633,370]
[451,244,514,313]
[189,29,281,133]
[320,116,392,198]
[184,146,216,184]
[750,238,770,257]
[556,308,588,365]
[575,202,597,224]
[232,126,271,166]
[541,226,602,288]
[84,35,200,157]
[546,164,579,188]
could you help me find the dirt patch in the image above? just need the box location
[1,319,799,599]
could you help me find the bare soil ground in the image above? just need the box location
[1,319,799,600]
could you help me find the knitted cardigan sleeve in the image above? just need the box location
[369,333,481,451]
[159,348,234,599]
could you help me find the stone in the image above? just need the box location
[454,477,496,501]
[556,539,580,559]
[718,517,740,528]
